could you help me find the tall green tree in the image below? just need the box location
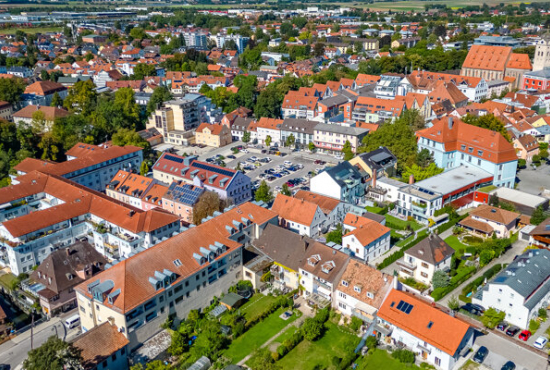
[133,63,156,80]
[255,180,273,203]
[146,86,172,116]
[0,77,26,104]
[63,79,97,116]
[401,163,444,182]
[280,183,291,196]
[462,114,511,142]
[242,131,251,143]
[50,91,63,107]
[531,206,547,226]
[23,336,82,370]
[265,135,272,147]
[342,140,354,161]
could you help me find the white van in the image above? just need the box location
[64,314,80,329]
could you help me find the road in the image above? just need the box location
[0,311,81,369]
[516,162,550,196]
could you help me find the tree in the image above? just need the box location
[193,191,223,225]
[41,70,50,81]
[242,131,251,143]
[131,361,172,370]
[133,63,156,80]
[432,270,450,289]
[63,80,97,115]
[342,140,354,161]
[401,163,444,183]
[286,134,295,147]
[255,180,273,203]
[248,348,281,370]
[23,336,82,370]
[462,114,511,142]
[447,295,460,311]
[479,249,495,267]
[281,183,291,196]
[146,86,172,116]
[326,223,343,244]
[0,77,26,104]
[140,161,149,176]
[301,317,324,341]
[50,91,63,107]
[481,307,505,329]
[531,206,547,225]
[416,148,434,167]
[265,135,272,147]
[31,110,47,133]
[488,193,499,207]
[112,128,151,157]
[254,88,281,119]
[129,27,146,40]
[308,142,316,152]
[313,42,325,57]
[114,87,140,125]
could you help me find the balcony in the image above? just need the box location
[315,280,332,292]
[416,343,431,354]
[352,308,374,323]
[397,259,417,272]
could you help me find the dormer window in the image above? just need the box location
[354,285,362,293]
[366,292,374,299]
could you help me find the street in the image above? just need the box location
[0,311,81,369]
[516,162,550,196]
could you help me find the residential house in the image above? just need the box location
[341,214,391,263]
[333,261,394,324]
[161,182,205,224]
[280,118,317,147]
[195,123,232,148]
[458,204,520,238]
[105,171,156,210]
[352,96,405,123]
[30,241,107,317]
[313,123,369,154]
[294,190,361,226]
[73,322,130,370]
[281,91,319,119]
[0,101,12,121]
[23,81,68,106]
[473,249,550,330]
[397,234,455,286]
[514,134,540,161]
[230,117,257,142]
[271,194,328,237]
[256,117,283,146]
[377,289,474,370]
[348,147,397,178]
[12,105,71,131]
[310,161,366,204]
[75,202,278,349]
[416,117,518,188]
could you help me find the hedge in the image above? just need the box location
[377,233,429,270]
[461,264,502,296]
[431,265,476,301]
[277,331,304,359]
[435,214,468,234]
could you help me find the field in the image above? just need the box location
[385,214,423,231]
[357,349,421,370]
[223,307,299,363]
[0,27,62,35]
[238,294,278,321]
[276,322,360,370]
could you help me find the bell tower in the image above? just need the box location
[533,32,550,71]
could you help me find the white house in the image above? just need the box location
[333,261,394,324]
[342,214,391,263]
[397,234,455,286]
[377,289,474,370]
[473,249,550,330]
[256,117,283,146]
[270,194,327,237]
[310,162,366,205]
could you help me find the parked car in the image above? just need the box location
[497,322,508,331]
[286,181,295,188]
[473,346,488,364]
[518,330,532,341]
[501,361,516,370]
[506,326,520,337]
[461,303,485,316]
[241,149,249,153]
[227,155,236,159]
[534,336,548,349]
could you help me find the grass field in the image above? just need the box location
[323,0,547,11]
[238,294,277,321]
[0,27,62,35]
[224,307,299,363]
[273,325,299,344]
[445,235,470,252]
[357,349,421,370]
[276,322,360,370]
[366,205,385,214]
[385,214,423,231]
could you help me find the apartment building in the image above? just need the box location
[74,202,278,349]
[147,97,201,145]
[270,194,328,237]
[12,105,71,131]
[341,214,391,263]
[400,71,488,102]
[13,143,144,193]
[313,123,368,154]
[352,96,405,123]
[152,153,252,204]
[281,91,319,119]
[416,117,518,188]
[310,161,366,204]
[0,101,12,121]
[195,123,232,148]
[161,182,205,224]
[23,81,68,107]
[256,117,283,146]
[0,171,180,276]
[280,118,317,147]
[106,171,156,210]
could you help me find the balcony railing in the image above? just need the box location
[396,259,417,271]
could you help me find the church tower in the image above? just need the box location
[533,32,550,71]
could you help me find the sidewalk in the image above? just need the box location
[11,316,62,344]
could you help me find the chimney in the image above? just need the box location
[66,248,71,256]
[372,169,377,189]
[409,174,414,184]
[448,116,453,129]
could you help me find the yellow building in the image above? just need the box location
[195,123,232,148]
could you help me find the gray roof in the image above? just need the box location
[232,117,255,132]
[358,147,396,171]
[281,118,317,134]
[489,188,547,208]
[319,94,350,108]
[524,69,550,78]
[324,161,363,186]
[406,234,454,265]
[314,122,369,136]
[537,125,550,135]
[489,249,550,309]
[408,165,492,198]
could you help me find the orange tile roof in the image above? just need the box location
[506,53,532,70]
[343,215,390,246]
[13,105,71,121]
[462,44,512,72]
[294,190,340,215]
[256,117,284,130]
[354,96,405,115]
[142,183,168,206]
[355,74,381,87]
[24,81,66,96]
[74,202,277,313]
[469,204,520,224]
[196,123,228,136]
[377,290,471,356]
[109,170,152,197]
[338,261,393,310]
[282,91,319,111]
[65,143,102,158]
[271,193,321,226]
[416,117,517,164]
[73,322,129,370]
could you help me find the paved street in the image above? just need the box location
[470,331,548,370]
[516,162,550,196]
[0,311,81,369]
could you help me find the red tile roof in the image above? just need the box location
[73,323,129,370]
[462,45,512,72]
[24,81,66,96]
[271,193,321,226]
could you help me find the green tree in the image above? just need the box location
[114,87,140,125]
[242,131,251,143]
[326,223,343,244]
[285,134,295,148]
[193,191,223,225]
[462,114,511,142]
[0,77,26,104]
[481,308,505,329]
[40,69,50,81]
[255,180,273,203]
[342,140,354,161]
[63,80,97,115]
[146,86,172,116]
[23,336,82,370]
[129,27,146,40]
[401,163,444,183]
[140,161,149,176]
[301,317,324,341]
[479,249,495,267]
[254,88,281,118]
[131,361,172,370]
[248,348,281,370]
[447,295,460,311]
[133,63,156,80]
[50,91,63,107]
[531,206,547,226]
[111,128,151,156]
[281,183,291,196]
[308,142,316,152]
[265,135,272,147]
[432,270,450,289]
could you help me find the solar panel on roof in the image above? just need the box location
[193,162,235,177]
[164,154,184,163]
[395,300,414,314]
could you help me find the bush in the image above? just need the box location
[432,266,476,301]
[302,318,324,341]
[518,159,526,169]
[365,335,378,349]
[539,308,548,319]
[277,344,288,357]
[481,308,505,329]
[377,233,429,269]
[349,316,362,332]
[315,308,330,324]
[529,319,541,332]
[391,349,415,364]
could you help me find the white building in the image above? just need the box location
[341,214,391,263]
[473,249,550,329]
[270,194,328,237]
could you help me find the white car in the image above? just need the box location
[241,149,249,153]
[534,336,548,349]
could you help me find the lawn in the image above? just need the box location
[238,294,277,321]
[224,307,299,363]
[445,235,470,252]
[276,322,360,370]
[385,215,423,231]
[477,185,497,194]
[357,349,421,370]
[366,205,384,214]
[0,273,16,291]
[0,27,62,35]
[273,325,298,344]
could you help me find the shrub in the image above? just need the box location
[302,318,324,341]
[332,356,342,367]
[481,308,505,329]
[539,308,548,319]
[349,316,362,332]
[271,351,280,362]
[529,319,541,332]
[365,335,378,349]
[518,159,526,168]
[315,308,330,324]
[277,344,288,357]
[392,349,415,364]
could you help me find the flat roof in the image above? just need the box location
[490,187,547,208]
[407,166,492,198]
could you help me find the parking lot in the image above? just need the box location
[516,162,550,196]
[185,142,341,194]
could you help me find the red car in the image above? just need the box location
[518,330,532,341]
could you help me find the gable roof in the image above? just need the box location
[462,44,512,72]
[73,322,129,370]
[343,216,390,246]
[405,234,454,265]
[24,80,66,96]
[506,53,532,70]
[293,190,340,215]
[378,290,471,356]
[299,242,349,283]
[13,105,71,121]
[338,261,393,310]
[469,204,520,224]
[271,193,321,226]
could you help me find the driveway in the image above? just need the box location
[516,162,550,196]
[471,331,548,370]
